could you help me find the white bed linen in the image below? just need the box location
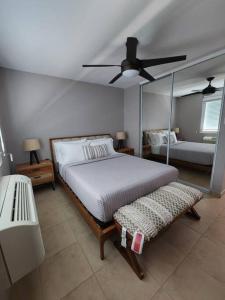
[59,154,178,222]
[158,141,215,165]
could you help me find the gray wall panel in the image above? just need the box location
[0,68,124,165]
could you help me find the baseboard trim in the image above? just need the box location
[220,189,225,196]
[209,189,225,198]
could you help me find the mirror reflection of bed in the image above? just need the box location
[142,55,225,190]
[143,128,215,189]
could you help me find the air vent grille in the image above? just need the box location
[11,181,31,222]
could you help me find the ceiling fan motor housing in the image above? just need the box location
[202,85,216,95]
[202,76,216,95]
[121,59,140,77]
[121,59,139,72]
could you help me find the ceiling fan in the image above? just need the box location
[83,37,187,84]
[189,77,222,96]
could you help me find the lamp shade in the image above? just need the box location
[116,131,127,140]
[174,128,180,134]
[23,139,41,152]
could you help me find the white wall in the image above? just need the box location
[124,84,140,155]
[0,68,124,165]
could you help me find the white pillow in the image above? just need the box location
[60,141,89,164]
[166,131,177,144]
[161,134,168,144]
[90,138,116,155]
[55,139,87,163]
[149,133,164,146]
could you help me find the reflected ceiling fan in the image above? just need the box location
[83,37,186,84]
[190,77,222,96]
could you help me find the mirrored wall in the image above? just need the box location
[141,53,225,190]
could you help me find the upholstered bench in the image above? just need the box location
[113,182,203,279]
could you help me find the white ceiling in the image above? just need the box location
[1,0,225,88]
[143,53,225,97]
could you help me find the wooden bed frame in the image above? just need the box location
[49,133,202,274]
[146,152,212,173]
[49,134,117,260]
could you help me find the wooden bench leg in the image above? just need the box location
[114,240,144,280]
[186,207,201,220]
[100,237,105,260]
[99,224,117,260]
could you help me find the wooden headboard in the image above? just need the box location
[49,133,112,172]
[143,129,167,133]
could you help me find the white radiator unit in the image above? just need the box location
[0,175,45,290]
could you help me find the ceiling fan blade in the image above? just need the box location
[126,37,138,62]
[190,91,202,95]
[109,73,122,84]
[180,91,201,97]
[139,69,155,82]
[83,64,120,67]
[140,55,186,68]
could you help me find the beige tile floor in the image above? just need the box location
[178,167,211,189]
[9,185,225,300]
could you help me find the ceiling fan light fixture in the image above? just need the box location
[122,69,139,78]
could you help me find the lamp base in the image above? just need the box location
[117,140,124,150]
[30,151,40,165]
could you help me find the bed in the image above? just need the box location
[49,134,178,259]
[143,130,215,172]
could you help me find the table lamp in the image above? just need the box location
[23,139,41,165]
[173,128,180,139]
[174,128,180,134]
[116,131,127,149]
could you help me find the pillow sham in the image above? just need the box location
[149,132,164,146]
[90,138,115,155]
[83,144,109,160]
[59,140,88,164]
[166,131,177,144]
[54,139,87,162]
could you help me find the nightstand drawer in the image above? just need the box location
[16,159,55,189]
[30,173,53,186]
[22,166,52,176]
[117,147,134,155]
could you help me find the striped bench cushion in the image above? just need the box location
[114,182,203,241]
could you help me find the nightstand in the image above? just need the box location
[142,145,151,157]
[117,147,134,155]
[16,160,55,190]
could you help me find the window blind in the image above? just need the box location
[202,99,221,132]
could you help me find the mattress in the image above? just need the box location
[158,141,215,165]
[60,154,178,222]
